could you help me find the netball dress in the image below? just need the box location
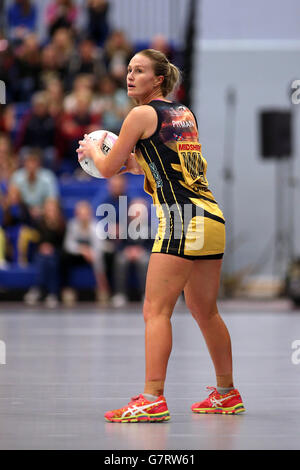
[135,100,225,259]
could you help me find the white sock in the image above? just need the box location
[217,386,234,395]
[143,393,159,401]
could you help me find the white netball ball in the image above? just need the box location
[79,130,118,178]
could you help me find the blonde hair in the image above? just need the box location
[138,49,180,97]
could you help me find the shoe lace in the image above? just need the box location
[205,386,224,407]
[206,386,235,407]
[126,394,147,407]
[130,394,143,402]
[206,386,218,396]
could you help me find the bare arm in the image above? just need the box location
[77,105,156,178]
[117,152,144,175]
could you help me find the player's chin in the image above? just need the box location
[127,88,137,97]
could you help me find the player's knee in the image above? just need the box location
[143,297,173,323]
[187,300,218,326]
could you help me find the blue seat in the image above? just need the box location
[0,263,96,290]
[0,263,37,288]
[68,266,96,289]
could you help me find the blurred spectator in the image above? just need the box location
[51,27,76,91]
[39,44,62,88]
[10,33,41,102]
[1,184,33,264]
[63,73,94,112]
[67,39,105,84]
[0,134,18,194]
[86,0,110,47]
[0,133,18,235]
[7,0,38,43]
[0,105,18,141]
[24,198,66,308]
[10,148,59,221]
[45,0,79,38]
[16,91,57,168]
[59,89,101,174]
[61,200,110,305]
[94,174,129,294]
[111,197,151,307]
[104,30,133,87]
[0,227,7,268]
[44,76,65,119]
[93,74,132,134]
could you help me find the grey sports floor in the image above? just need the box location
[0,298,299,450]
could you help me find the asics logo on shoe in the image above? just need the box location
[121,400,164,418]
[210,394,238,408]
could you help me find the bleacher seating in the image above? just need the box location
[0,173,150,295]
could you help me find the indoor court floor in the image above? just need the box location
[0,299,299,450]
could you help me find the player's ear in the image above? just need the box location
[154,75,164,87]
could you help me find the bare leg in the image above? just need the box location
[142,253,193,395]
[184,259,233,387]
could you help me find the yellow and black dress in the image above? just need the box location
[135,100,225,260]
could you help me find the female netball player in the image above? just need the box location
[77,49,245,422]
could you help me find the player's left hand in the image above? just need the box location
[76,133,107,162]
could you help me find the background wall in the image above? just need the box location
[194,46,300,279]
[191,0,300,279]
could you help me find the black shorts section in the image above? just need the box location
[152,251,224,260]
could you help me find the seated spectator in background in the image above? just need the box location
[7,0,38,43]
[1,184,33,265]
[10,148,59,221]
[59,89,101,174]
[93,174,129,295]
[86,0,110,47]
[0,105,18,142]
[24,198,65,308]
[10,33,41,102]
[63,73,95,112]
[39,45,63,89]
[67,39,105,85]
[44,76,65,119]
[0,227,7,268]
[45,0,79,38]
[0,134,18,194]
[104,30,133,88]
[93,74,132,134]
[51,27,77,91]
[0,134,18,262]
[61,200,110,305]
[16,91,57,168]
[111,198,152,307]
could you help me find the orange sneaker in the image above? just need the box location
[104,394,171,423]
[191,386,245,414]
